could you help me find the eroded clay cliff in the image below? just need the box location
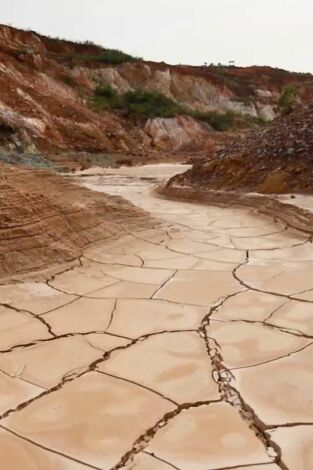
[0,24,312,160]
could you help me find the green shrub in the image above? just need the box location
[94,85,118,99]
[93,85,123,110]
[123,90,183,118]
[278,85,299,114]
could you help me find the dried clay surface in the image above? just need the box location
[1,164,313,470]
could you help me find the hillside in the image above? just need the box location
[166,103,313,194]
[0,24,313,167]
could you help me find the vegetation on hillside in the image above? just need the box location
[93,86,236,131]
[94,85,124,108]
[123,90,183,118]
[277,85,299,114]
[190,109,235,131]
[67,49,142,65]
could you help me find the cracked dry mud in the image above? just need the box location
[1,164,313,470]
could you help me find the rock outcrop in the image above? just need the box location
[144,116,214,151]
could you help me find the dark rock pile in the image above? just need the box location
[171,103,313,193]
[218,102,313,162]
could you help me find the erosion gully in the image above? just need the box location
[0,164,313,470]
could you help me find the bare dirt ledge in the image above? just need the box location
[159,182,313,236]
[0,164,152,283]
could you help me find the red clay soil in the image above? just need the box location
[168,103,313,194]
[0,25,148,157]
[0,164,150,282]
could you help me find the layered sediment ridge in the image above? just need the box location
[0,164,150,281]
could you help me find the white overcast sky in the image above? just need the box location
[2,0,313,73]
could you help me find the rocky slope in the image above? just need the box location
[167,103,313,194]
[0,163,149,281]
[0,24,312,164]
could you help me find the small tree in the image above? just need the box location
[278,85,299,114]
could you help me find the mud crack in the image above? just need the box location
[202,331,289,470]
[111,400,222,470]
